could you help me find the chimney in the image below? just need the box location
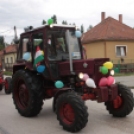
[101,12,105,21]
[119,14,122,23]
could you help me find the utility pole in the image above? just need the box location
[13,26,19,63]
[14,26,18,41]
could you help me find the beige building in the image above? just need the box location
[81,12,134,65]
[0,44,17,70]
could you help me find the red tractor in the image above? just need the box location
[0,69,12,94]
[11,23,134,132]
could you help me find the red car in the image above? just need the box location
[0,69,12,94]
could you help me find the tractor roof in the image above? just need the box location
[21,24,76,36]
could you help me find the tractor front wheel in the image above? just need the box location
[56,91,88,132]
[12,70,44,117]
[105,84,134,117]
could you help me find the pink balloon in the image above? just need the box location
[83,73,89,81]
[107,76,115,86]
[99,77,108,87]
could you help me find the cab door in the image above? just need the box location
[46,32,59,79]
[31,32,49,77]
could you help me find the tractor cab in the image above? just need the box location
[15,24,83,80]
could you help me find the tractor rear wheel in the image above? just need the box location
[105,84,134,117]
[4,77,12,94]
[56,91,88,132]
[12,70,44,117]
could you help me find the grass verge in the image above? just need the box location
[114,72,134,77]
[3,71,12,76]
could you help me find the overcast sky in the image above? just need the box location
[0,0,134,44]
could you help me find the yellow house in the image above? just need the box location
[81,12,134,66]
[0,50,4,68]
[3,44,17,70]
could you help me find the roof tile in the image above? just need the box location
[4,44,17,53]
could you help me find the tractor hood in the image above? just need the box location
[58,58,109,76]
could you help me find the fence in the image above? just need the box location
[5,63,13,71]
[111,59,134,73]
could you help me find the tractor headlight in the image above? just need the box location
[78,72,84,79]
[50,24,54,28]
[110,70,114,76]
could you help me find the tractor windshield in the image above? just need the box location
[47,29,81,61]
[66,31,81,59]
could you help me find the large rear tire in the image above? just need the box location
[4,77,12,94]
[12,70,44,117]
[105,84,134,117]
[56,91,88,132]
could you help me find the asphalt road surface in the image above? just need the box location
[115,75,134,88]
[0,89,134,134]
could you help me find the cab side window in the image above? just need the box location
[33,33,43,51]
[18,37,32,61]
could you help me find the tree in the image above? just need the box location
[73,23,76,26]
[81,24,84,33]
[0,36,5,50]
[42,20,46,25]
[62,20,68,25]
[89,25,93,30]
[62,20,65,24]
[51,15,57,24]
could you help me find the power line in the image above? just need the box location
[0,29,12,34]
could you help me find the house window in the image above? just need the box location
[11,57,13,63]
[116,45,127,57]
[7,58,8,63]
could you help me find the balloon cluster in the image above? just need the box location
[100,61,113,75]
[55,80,64,89]
[81,73,96,88]
[99,76,115,87]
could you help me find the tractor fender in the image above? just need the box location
[13,62,34,74]
[52,88,71,112]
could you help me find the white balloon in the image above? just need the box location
[86,78,96,88]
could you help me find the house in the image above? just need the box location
[0,44,17,70]
[81,12,134,66]
[0,51,4,63]
[0,50,4,69]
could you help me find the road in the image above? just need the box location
[115,75,134,87]
[0,89,134,134]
